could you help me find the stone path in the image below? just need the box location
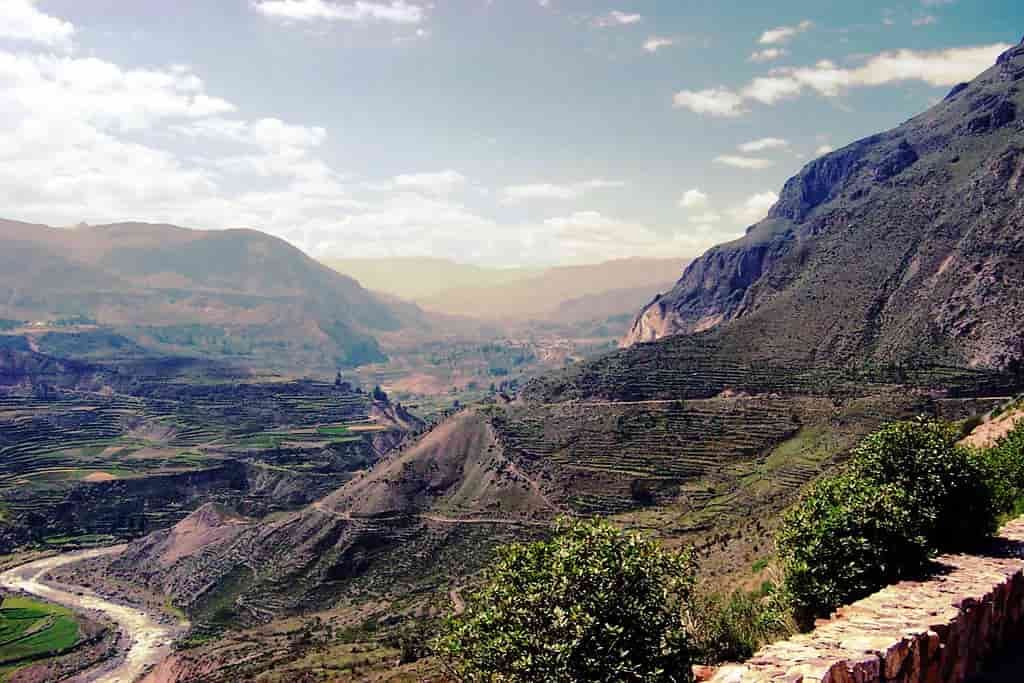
[711,518,1024,683]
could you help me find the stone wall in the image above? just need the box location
[711,518,1024,683]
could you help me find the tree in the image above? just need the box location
[372,385,388,403]
[435,518,696,682]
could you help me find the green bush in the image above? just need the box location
[777,474,929,620]
[685,583,794,664]
[778,419,998,620]
[978,420,1024,518]
[434,518,696,682]
[850,419,996,551]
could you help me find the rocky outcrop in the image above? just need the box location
[710,517,1024,683]
[622,39,1024,371]
[620,224,792,347]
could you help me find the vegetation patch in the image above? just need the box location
[778,418,1013,621]
[436,517,697,682]
[0,596,81,673]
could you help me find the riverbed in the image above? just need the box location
[0,546,182,683]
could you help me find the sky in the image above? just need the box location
[0,1,1021,267]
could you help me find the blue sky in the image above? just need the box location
[0,1,1020,266]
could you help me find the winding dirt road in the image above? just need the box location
[0,546,183,683]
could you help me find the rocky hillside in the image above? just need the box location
[625,38,1024,371]
[94,410,555,623]
[0,220,429,369]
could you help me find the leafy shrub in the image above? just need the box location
[850,418,996,551]
[777,473,929,620]
[978,419,1024,518]
[434,517,697,682]
[685,583,794,664]
[778,419,998,620]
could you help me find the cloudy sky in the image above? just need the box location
[0,1,1020,266]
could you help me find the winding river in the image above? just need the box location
[0,546,181,682]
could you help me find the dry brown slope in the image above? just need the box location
[94,410,557,623]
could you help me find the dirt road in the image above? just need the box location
[0,546,183,683]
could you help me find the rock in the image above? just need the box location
[944,83,969,101]
[874,140,919,181]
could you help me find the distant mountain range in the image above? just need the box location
[328,257,688,322]
[624,39,1024,372]
[0,220,426,370]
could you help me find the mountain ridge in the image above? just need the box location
[0,219,427,369]
[623,37,1024,371]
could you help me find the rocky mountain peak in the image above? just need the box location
[622,41,1024,369]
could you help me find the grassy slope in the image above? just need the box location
[0,597,80,677]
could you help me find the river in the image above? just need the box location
[0,546,182,683]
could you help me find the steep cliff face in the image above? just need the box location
[623,39,1024,370]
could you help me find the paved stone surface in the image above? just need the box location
[711,518,1024,683]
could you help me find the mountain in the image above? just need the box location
[624,38,1024,371]
[414,258,689,320]
[552,281,679,325]
[0,220,427,369]
[326,256,687,322]
[53,38,1024,683]
[324,257,543,301]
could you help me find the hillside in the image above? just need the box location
[625,38,1024,372]
[329,257,687,321]
[0,220,427,370]
[88,410,555,624]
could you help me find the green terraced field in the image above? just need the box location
[0,380,416,553]
[0,596,81,678]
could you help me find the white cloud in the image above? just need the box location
[738,137,789,153]
[687,211,721,224]
[729,192,779,225]
[0,52,236,131]
[758,20,812,45]
[593,11,643,28]
[644,37,674,53]
[393,170,467,195]
[815,144,834,156]
[175,117,327,150]
[502,179,625,203]
[677,43,1011,117]
[0,0,74,49]
[714,155,774,170]
[741,75,804,104]
[253,0,425,24]
[749,48,788,63]
[678,188,709,209]
[912,15,938,26]
[672,87,747,117]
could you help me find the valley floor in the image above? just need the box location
[0,546,184,682]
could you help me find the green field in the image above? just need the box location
[0,596,81,678]
[316,425,351,436]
